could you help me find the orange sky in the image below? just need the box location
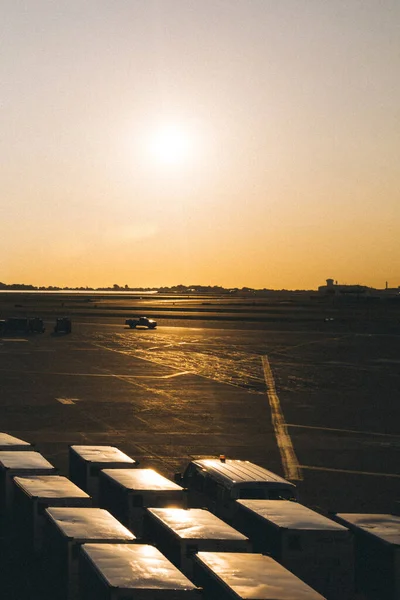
[1,1,399,290]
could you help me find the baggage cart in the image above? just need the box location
[235,500,354,600]
[335,513,400,600]
[146,507,251,577]
[0,433,32,451]
[13,475,92,554]
[194,551,326,599]
[99,468,185,537]
[80,543,201,599]
[0,451,56,516]
[45,506,135,600]
[69,445,137,503]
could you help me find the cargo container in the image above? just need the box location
[0,432,32,451]
[194,552,326,599]
[99,468,185,537]
[234,500,354,600]
[0,451,56,516]
[13,475,92,554]
[45,507,136,600]
[69,445,137,503]
[335,513,400,600]
[145,507,251,577]
[80,543,202,600]
[175,458,297,520]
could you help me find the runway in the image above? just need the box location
[1,317,399,515]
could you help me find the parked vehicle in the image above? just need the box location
[334,513,400,600]
[125,316,157,329]
[175,457,298,520]
[100,468,185,537]
[80,543,200,600]
[234,500,354,600]
[54,317,71,334]
[0,317,45,334]
[145,508,251,578]
[194,552,326,600]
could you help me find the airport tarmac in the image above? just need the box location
[1,314,399,516]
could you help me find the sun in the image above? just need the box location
[148,124,191,167]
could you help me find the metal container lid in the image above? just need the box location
[336,513,400,546]
[148,508,249,541]
[193,459,295,488]
[102,468,183,491]
[14,475,90,500]
[46,507,135,542]
[82,543,199,591]
[0,433,31,449]
[70,445,135,464]
[237,500,348,532]
[0,451,55,471]
[195,552,326,599]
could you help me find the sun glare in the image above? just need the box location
[148,124,191,167]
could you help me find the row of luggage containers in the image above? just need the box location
[0,432,398,599]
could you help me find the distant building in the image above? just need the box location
[318,278,400,298]
[318,279,370,296]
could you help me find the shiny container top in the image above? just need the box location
[46,507,135,541]
[193,459,295,487]
[237,500,348,532]
[335,513,400,546]
[0,451,55,470]
[0,433,31,449]
[14,475,90,500]
[82,543,199,591]
[70,445,135,464]
[148,508,249,541]
[102,468,183,491]
[195,552,326,599]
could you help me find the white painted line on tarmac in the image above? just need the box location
[287,423,400,439]
[300,465,400,478]
[158,371,193,379]
[262,356,303,481]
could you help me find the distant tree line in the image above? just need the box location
[0,281,308,294]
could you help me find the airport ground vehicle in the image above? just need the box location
[125,316,157,329]
[193,552,326,600]
[99,468,185,537]
[334,513,400,600]
[54,317,72,334]
[234,500,354,600]
[145,507,251,578]
[0,317,45,334]
[80,543,200,600]
[175,457,298,520]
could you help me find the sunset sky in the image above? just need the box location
[1,1,399,289]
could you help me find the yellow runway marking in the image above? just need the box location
[300,465,400,478]
[56,397,80,405]
[262,356,303,481]
[287,423,400,439]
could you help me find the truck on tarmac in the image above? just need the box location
[125,316,157,329]
[0,317,45,335]
[54,317,72,334]
[175,457,298,521]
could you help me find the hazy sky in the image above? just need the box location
[1,1,399,289]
